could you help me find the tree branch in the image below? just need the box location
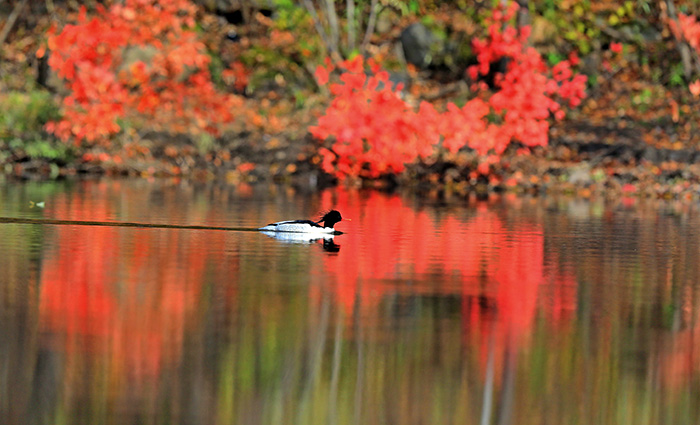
[301,0,333,55]
[0,0,30,55]
[346,0,356,51]
[360,0,378,55]
[324,0,340,55]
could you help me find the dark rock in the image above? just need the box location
[400,23,436,69]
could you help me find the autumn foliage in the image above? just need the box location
[311,2,587,180]
[669,12,700,97]
[43,0,241,144]
[310,58,438,178]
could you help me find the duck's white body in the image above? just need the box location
[259,220,337,234]
[260,230,335,243]
[259,210,345,235]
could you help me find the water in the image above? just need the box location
[1,179,700,424]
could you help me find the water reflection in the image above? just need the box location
[0,180,700,424]
[260,231,341,253]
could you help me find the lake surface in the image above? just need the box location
[1,178,700,424]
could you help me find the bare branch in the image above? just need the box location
[324,0,340,54]
[301,0,333,54]
[360,0,378,55]
[347,0,356,51]
[0,0,30,54]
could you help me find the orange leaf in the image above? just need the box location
[690,80,700,97]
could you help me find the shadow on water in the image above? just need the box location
[1,179,700,424]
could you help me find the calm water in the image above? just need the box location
[1,179,700,424]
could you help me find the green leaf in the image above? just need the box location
[579,42,591,54]
[564,30,578,41]
[547,52,565,66]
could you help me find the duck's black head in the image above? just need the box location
[318,210,343,228]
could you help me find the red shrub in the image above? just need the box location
[669,13,700,97]
[43,0,242,144]
[310,57,440,178]
[311,2,587,180]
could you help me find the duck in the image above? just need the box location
[259,210,346,235]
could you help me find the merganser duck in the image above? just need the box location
[259,210,346,235]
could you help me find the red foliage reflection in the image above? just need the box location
[38,188,237,379]
[319,189,577,371]
[37,183,577,386]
